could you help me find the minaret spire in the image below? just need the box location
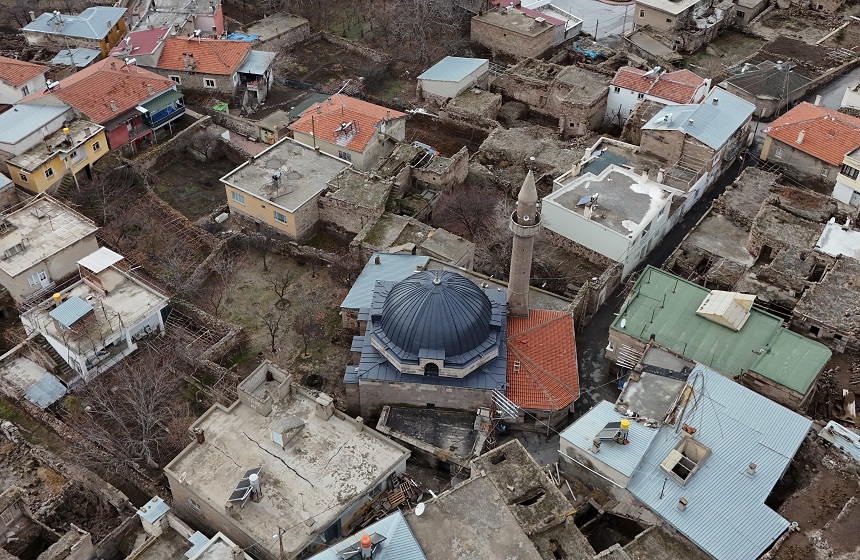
[507,170,541,317]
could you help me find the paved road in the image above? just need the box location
[801,66,860,111]
[571,159,743,420]
[551,0,634,40]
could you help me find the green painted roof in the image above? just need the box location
[612,266,831,395]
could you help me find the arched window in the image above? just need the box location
[424,363,439,377]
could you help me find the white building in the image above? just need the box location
[543,164,673,277]
[0,57,48,105]
[20,248,169,383]
[841,80,860,112]
[607,66,709,123]
[417,56,489,104]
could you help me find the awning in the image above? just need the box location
[142,89,184,114]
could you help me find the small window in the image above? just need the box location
[44,167,54,178]
[337,150,352,162]
[27,270,47,287]
[613,86,621,93]
[539,95,548,107]
[842,164,860,180]
[666,18,672,23]
[774,146,784,158]
[231,191,245,205]
[658,206,665,218]
[92,141,101,152]
[18,173,27,183]
[69,150,78,159]
[809,325,820,336]
[204,78,216,88]
[169,75,181,84]
[606,341,614,352]
[637,93,645,99]
[273,210,287,224]
[639,9,645,17]
[188,498,201,513]
[834,333,843,341]
[736,10,745,18]
[820,168,830,177]
[424,363,439,377]
[21,85,29,96]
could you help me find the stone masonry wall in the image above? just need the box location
[357,380,493,420]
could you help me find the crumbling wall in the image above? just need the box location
[202,108,260,140]
[470,19,555,59]
[321,32,391,64]
[570,263,623,331]
[559,95,608,137]
[439,104,500,133]
[319,193,388,235]
[412,147,470,191]
[356,379,492,419]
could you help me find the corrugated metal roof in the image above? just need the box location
[77,247,123,273]
[560,401,659,478]
[1,356,66,408]
[24,7,127,40]
[142,88,184,113]
[0,104,70,145]
[51,48,101,68]
[340,252,429,311]
[238,50,276,75]
[626,364,811,560]
[307,510,426,560]
[611,266,830,395]
[136,496,170,523]
[643,88,754,150]
[49,296,93,328]
[0,173,11,189]
[417,57,488,82]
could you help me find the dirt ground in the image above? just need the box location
[682,30,766,80]
[405,114,489,157]
[196,244,353,408]
[769,435,859,560]
[152,157,236,220]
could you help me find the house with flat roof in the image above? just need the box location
[0,342,67,409]
[631,0,728,52]
[21,57,185,153]
[164,361,410,560]
[607,266,832,409]
[22,7,128,57]
[127,0,225,37]
[221,137,348,241]
[543,164,674,277]
[761,103,860,193]
[720,61,811,119]
[50,48,102,69]
[0,57,47,105]
[560,364,812,560]
[471,5,582,60]
[20,247,169,383]
[417,56,489,104]
[0,195,98,304]
[608,66,708,124]
[289,95,406,171]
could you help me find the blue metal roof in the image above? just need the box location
[183,532,209,558]
[238,51,276,75]
[24,7,127,40]
[307,510,426,560]
[137,496,170,524]
[49,296,93,328]
[340,253,430,311]
[2,356,67,408]
[642,88,755,150]
[0,104,70,145]
[625,364,811,560]
[0,173,11,190]
[560,400,659,478]
[51,48,101,68]
[417,57,488,82]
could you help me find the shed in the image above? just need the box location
[417,57,489,102]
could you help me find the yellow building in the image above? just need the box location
[5,122,107,194]
[221,138,348,241]
[833,147,860,206]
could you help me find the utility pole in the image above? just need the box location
[594,20,599,40]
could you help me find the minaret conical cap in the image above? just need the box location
[518,170,538,205]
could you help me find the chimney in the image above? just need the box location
[814,95,822,106]
[147,84,154,95]
[316,104,322,114]
[797,130,805,144]
[591,438,601,453]
[712,97,719,105]
[746,463,757,475]
[29,10,35,22]
[677,497,688,511]
[231,545,244,560]
[656,167,665,184]
[193,428,205,443]
[315,393,334,420]
[110,100,118,111]
[688,118,694,125]
[374,255,381,265]
[360,535,372,559]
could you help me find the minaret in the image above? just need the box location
[507,170,541,317]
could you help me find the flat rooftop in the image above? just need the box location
[0,196,97,278]
[7,118,103,172]
[21,267,168,355]
[795,256,860,335]
[381,406,480,460]
[558,67,610,105]
[681,212,754,266]
[446,88,501,115]
[547,167,671,237]
[165,390,408,559]
[221,138,347,212]
[473,8,555,38]
[325,168,391,209]
[0,355,66,408]
[617,353,688,423]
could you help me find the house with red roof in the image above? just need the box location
[0,57,48,105]
[290,94,406,170]
[761,102,860,189]
[108,27,170,68]
[607,66,709,124]
[150,38,276,105]
[21,57,185,153]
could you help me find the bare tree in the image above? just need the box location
[473,197,513,279]
[330,250,364,287]
[432,185,502,239]
[206,249,240,316]
[71,351,183,469]
[66,165,145,226]
[248,232,277,272]
[267,268,293,302]
[259,308,283,353]
[379,0,468,64]
[178,127,222,162]
[292,301,326,356]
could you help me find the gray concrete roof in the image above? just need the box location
[473,9,555,38]
[220,137,347,212]
[325,168,391,209]
[7,118,104,172]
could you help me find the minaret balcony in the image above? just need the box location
[509,211,541,237]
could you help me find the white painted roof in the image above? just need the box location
[815,217,860,259]
[77,247,123,273]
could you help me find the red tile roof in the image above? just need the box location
[21,57,175,124]
[764,102,860,166]
[290,94,406,153]
[506,309,579,411]
[611,66,706,104]
[156,38,250,75]
[109,27,169,57]
[0,56,47,88]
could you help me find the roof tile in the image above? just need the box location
[110,27,169,57]
[0,56,47,88]
[506,309,579,411]
[290,94,405,153]
[764,102,860,166]
[156,38,250,75]
[612,66,706,104]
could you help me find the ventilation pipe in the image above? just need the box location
[814,95,822,106]
[677,497,688,511]
[797,130,805,144]
[746,463,757,475]
[193,428,205,443]
[360,535,372,558]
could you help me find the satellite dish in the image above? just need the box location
[415,503,425,516]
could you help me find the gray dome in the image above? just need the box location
[379,270,493,362]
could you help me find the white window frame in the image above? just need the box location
[820,167,830,177]
[44,167,54,179]
[613,86,620,93]
[18,173,27,183]
[273,210,287,224]
[774,146,784,158]
[21,85,29,96]
[337,150,352,162]
[231,191,245,205]
[204,78,217,89]
[27,270,48,287]
[169,75,182,84]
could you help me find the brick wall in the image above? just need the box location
[739,371,806,410]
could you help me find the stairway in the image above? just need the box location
[617,344,644,369]
[33,333,76,385]
[54,173,76,200]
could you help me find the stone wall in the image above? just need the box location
[764,138,840,187]
[739,371,807,410]
[356,379,493,419]
[560,95,608,137]
[412,146,470,192]
[321,32,391,64]
[570,263,623,331]
[151,68,236,97]
[439,104,500,133]
[132,113,212,173]
[470,18,556,59]
[543,229,617,270]
[319,193,387,235]
[202,107,260,139]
